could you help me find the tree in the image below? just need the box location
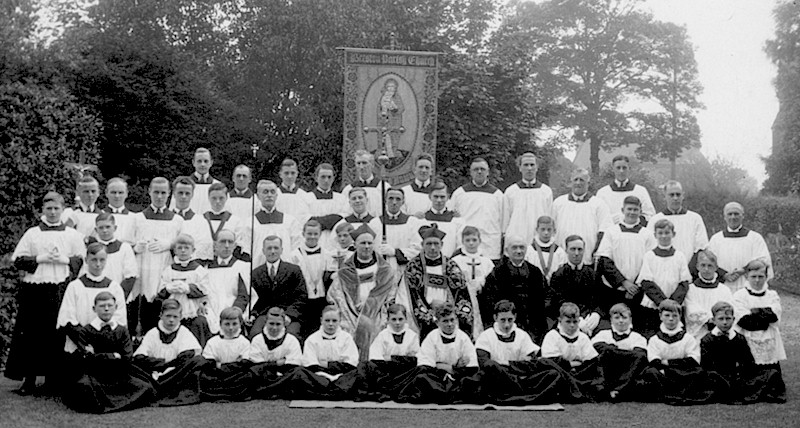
[764,0,800,195]
[493,0,702,173]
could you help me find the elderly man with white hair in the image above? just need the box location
[480,235,548,343]
[551,168,613,265]
[707,202,773,293]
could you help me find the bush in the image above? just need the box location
[0,81,102,255]
[0,255,18,371]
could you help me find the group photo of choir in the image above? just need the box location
[5,148,787,413]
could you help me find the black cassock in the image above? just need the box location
[347,357,418,402]
[280,362,359,401]
[480,259,547,343]
[592,341,649,401]
[701,331,786,404]
[133,332,209,407]
[199,360,255,402]
[476,352,566,405]
[62,324,156,413]
[395,365,482,404]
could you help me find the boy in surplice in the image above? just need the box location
[199,306,253,402]
[590,303,648,401]
[133,299,207,407]
[475,300,565,405]
[246,307,304,399]
[396,302,481,404]
[62,292,156,413]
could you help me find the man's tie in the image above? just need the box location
[269,265,276,280]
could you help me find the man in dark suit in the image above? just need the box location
[248,235,307,339]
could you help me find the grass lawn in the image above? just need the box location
[2,293,797,428]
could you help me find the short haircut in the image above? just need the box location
[434,302,456,319]
[653,219,674,233]
[494,299,516,315]
[354,149,374,162]
[220,307,243,324]
[263,235,282,246]
[386,187,404,198]
[267,307,285,319]
[149,177,170,190]
[281,158,298,169]
[515,152,537,167]
[658,299,682,315]
[745,259,769,275]
[86,242,107,256]
[161,298,181,314]
[315,163,335,176]
[470,157,488,167]
[612,155,630,164]
[41,191,65,207]
[571,168,590,180]
[387,303,408,317]
[415,153,433,166]
[609,303,632,318]
[94,291,116,304]
[348,187,367,198]
[216,229,236,242]
[95,212,115,224]
[321,305,340,317]
[663,180,683,193]
[335,222,355,234]
[106,177,128,189]
[194,147,212,159]
[461,225,481,239]
[208,182,228,195]
[430,181,448,194]
[233,164,251,175]
[559,302,580,319]
[710,301,734,317]
[172,176,195,190]
[536,215,555,228]
[77,175,99,188]
[564,234,584,247]
[257,179,276,190]
[172,233,195,249]
[303,219,322,233]
[622,196,641,207]
[696,249,718,266]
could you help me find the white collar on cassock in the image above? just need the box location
[534,236,554,247]
[431,207,447,215]
[282,182,296,191]
[90,317,118,331]
[320,328,340,340]
[108,205,125,213]
[388,325,408,335]
[316,187,331,194]
[85,272,106,282]
[493,323,517,339]
[234,188,249,195]
[217,255,233,266]
[387,211,401,219]
[158,320,179,334]
[194,172,209,181]
[97,238,116,246]
[360,174,375,183]
[745,283,770,294]
[611,326,633,336]
[261,206,276,214]
[173,256,195,266]
[353,211,369,219]
[656,245,672,251]
[150,204,166,213]
[727,225,743,233]
[659,322,684,336]
[711,326,736,340]
[615,179,629,187]
[621,219,641,228]
[557,325,579,340]
[439,329,458,340]
[415,179,431,188]
[464,249,484,258]
[263,326,286,341]
[571,192,588,201]
[472,180,488,187]
[522,178,537,186]
[79,202,96,212]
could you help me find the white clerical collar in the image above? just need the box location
[42,219,62,227]
[656,245,672,251]
[621,219,640,228]
[360,175,375,183]
[316,187,331,194]
[173,256,194,266]
[439,329,457,340]
[353,211,369,219]
[611,326,632,336]
[158,320,179,334]
[534,236,553,247]
[522,178,537,186]
[659,322,683,336]
[264,326,286,341]
[85,272,106,282]
[194,172,209,181]
[615,179,629,187]
[217,255,233,266]
[415,179,431,188]
[97,238,115,246]
[79,202,96,212]
[711,326,736,340]
[698,273,718,284]
[282,182,296,191]
[493,323,517,338]
[261,206,276,214]
[431,207,447,215]
[745,283,769,294]
[90,317,118,331]
[234,188,249,195]
[389,325,408,335]
[557,325,579,339]
[209,210,225,216]
[727,225,743,233]
[464,249,483,258]
[510,259,525,268]
[109,205,125,213]
[571,192,588,201]
[388,211,400,219]
[150,204,166,213]
[567,261,583,270]
[472,180,488,187]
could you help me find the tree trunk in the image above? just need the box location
[589,131,601,174]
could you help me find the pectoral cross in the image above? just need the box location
[64,150,98,179]
[467,257,481,280]
[363,115,405,158]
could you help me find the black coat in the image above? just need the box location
[251,260,307,321]
[480,258,547,343]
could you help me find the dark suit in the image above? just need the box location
[480,257,547,343]
[249,260,307,339]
